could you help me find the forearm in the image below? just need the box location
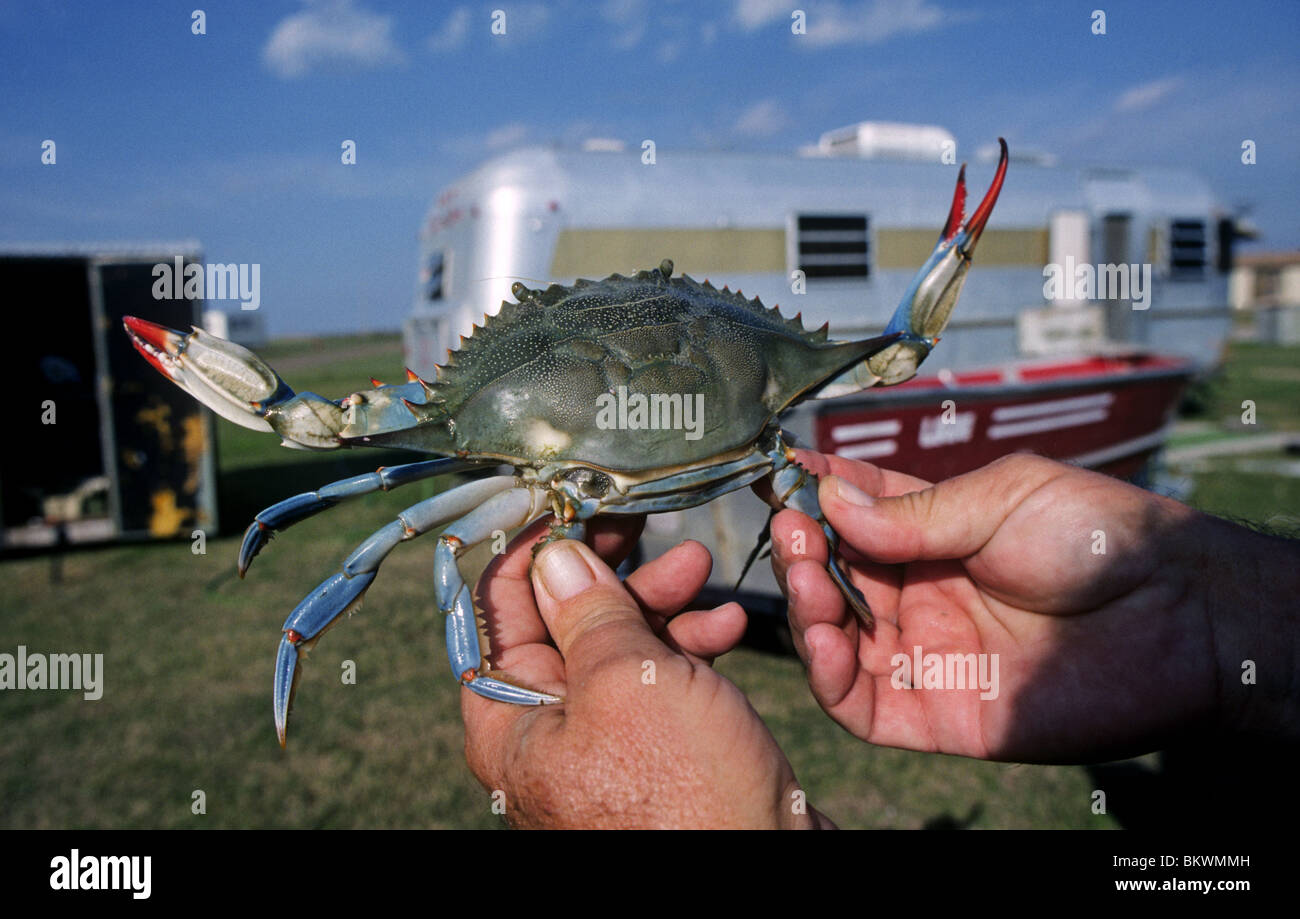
[1198,513,1300,744]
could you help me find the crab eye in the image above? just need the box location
[563,468,611,499]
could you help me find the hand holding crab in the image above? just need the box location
[461,516,830,829]
[770,450,1300,763]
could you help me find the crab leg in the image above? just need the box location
[433,486,559,706]
[768,445,875,628]
[600,453,774,513]
[273,474,523,746]
[238,457,477,576]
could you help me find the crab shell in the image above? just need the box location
[360,260,893,471]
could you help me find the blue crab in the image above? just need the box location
[124,140,1007,746]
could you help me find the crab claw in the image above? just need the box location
[868,138,1009,386]
[123,316,293,431]
[123,316,346,450]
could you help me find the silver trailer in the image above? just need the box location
[403,125,1236,608]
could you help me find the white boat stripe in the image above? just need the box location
[830,419,902,442]
[1065,429,1170,468]
[836,439,899,460]
[988,409,1109,440]
[991,392,1114,422]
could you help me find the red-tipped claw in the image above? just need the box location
[938,138,1008,250]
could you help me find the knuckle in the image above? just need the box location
[988,451,1049,478]
[899,483,940,522]
[580,647,652,701]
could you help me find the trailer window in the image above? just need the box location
[795,215,869,280]
[422,251,446,301]
[1168,219,1206,279]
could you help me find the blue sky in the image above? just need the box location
[3,0,1297,335]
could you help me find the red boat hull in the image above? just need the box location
[814,354,1193,482]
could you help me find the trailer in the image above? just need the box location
[0,244,218,549]
[402,124,1237,606]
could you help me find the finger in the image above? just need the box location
[780,447,933,501]
[478,515,647,655]
[531,540,666,689]
[462,521,570,791]
[765,452,881,574]
[623,540,714,631]
[770,503,902,627]
[464,519,643,795]
[476,518,555,655]
[784,558,847,662]
[788,448,927,502]
[586,515,645,568]
[818,455,1067,564]
[462,663,564,793]
[662,602,747,663]
[820,453,933,498]
[767,507,828,597]
[801,623,885,741]
[802,621,860,709]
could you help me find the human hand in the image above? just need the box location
[461,518,831,828]
[768,451,1297,763]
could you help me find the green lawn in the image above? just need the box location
[1166,342,1300,533]
[2,336,1296,828]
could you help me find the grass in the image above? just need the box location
[1181,342,1300,435]
[2,336,1296,829]
[1165,342,1300,532]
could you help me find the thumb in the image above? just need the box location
[818,455,1064,564]
[531,539,664,683]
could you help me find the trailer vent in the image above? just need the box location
[795,215,869,280]
[421,251,446,300]
[1169,219,1206,277]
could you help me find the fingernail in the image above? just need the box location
[829,476,874,507]
[535,542,596,602]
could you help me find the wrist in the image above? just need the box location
[1197,514,1300,744]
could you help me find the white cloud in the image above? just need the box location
[1114,76,1184,113]
[733,99,789,138]
[602,0,648,49]
[734,0,969,46]
[428,6,471,53]
[733,0,788,30]
[263,0,404,79]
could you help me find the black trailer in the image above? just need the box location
[1,245,218,548]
